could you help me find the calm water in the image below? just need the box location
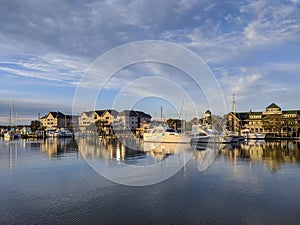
[1,137,300,225]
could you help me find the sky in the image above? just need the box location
[0,0,300,125]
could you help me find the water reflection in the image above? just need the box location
[77,137,192,164]
[40,138,78,158]
[76,137,193,186]
[219,140,300,171]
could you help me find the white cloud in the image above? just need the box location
[0,0,299,120]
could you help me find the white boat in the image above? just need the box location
[4,130,21,139]
[190,126,233,144]
[143,125,189,143]
[241,129,265,139]
[46,128,56,138]
[231,135,245,142]
[223,130,245,143]
[59,129,73,138]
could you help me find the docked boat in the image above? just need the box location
[143,125,189,143]
[241,129,265,140]
[4,130,21,139]
[223,130,245,143]
[59,128,73,138]
[190,126,233,145]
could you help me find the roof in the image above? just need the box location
[118,110,151,118]
[81,111,94,117]
[228,112,249,120]
[266,103,281,109]
[135,111,152,118]
[204,110,211,114]
[250,111,262,115]
[94,110,106,117]
[283,110,300,115]
[105,109,119,117]
[41,111,72,119]
[235,112,249,120]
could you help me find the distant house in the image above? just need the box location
[40,111,72,129]
[78,111,94,129]
[115,110,152,131]
[226,103,300,137]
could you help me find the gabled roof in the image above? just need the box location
[81,111,94,117]
[42,111,72,119]
[105,109,119,117]
[94,110,106,117]
[266,103,280,109]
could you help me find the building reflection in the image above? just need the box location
[77,137,192,163]
[40,138,78,158]
[219,141,300,172]
[77,137,146,161]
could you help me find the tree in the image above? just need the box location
[262,114,283,135]
[31,120,41,132]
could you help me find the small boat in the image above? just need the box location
[4,130,21,139]
[59,129,73,138]
[241,129,265,140]
[143,125,189,143]
[46,128,56,138]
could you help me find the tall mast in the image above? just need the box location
[232,94,237,133]
[160,106,162,124]
[9,100,12,127]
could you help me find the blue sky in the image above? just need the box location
[0,0,300,124]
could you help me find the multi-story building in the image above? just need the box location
[78,109,118,133]
[115,110,152,131]
[40,111,72,129]
[226,103,300,137]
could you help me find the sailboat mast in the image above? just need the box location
[160,106,162,124]
[9,100,12,127]
[232,94,236,133]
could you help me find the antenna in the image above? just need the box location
[232,94,236,114]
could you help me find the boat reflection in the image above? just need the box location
[77,137,193,164]
[191,142,223,172]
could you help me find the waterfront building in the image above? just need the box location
[78,111,94,129]
[114,110,152,132]
[40,112,72,130]
[78,109,118,134]
[226,103,300,137]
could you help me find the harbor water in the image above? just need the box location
[1,138,300,224]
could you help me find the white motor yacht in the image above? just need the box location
[143,125,189,143]
[241,129,265,140]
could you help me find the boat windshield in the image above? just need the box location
[166,129,176,133]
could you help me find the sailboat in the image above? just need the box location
[4,100,21,140]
